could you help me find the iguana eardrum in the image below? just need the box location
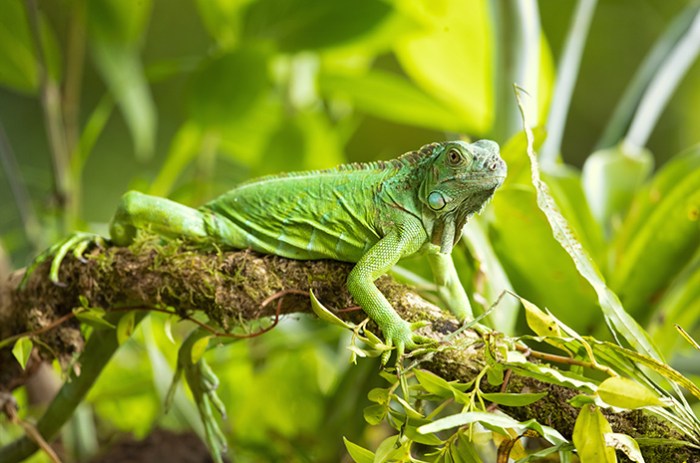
[108,139,506,355]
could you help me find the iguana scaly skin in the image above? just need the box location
[109,140,506,355]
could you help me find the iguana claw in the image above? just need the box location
[20,232,103,289]
[379,319,438,365]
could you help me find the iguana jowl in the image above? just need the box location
[109,140,506,356]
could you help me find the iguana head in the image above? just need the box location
[420,140,507,253]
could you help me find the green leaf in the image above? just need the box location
[490,188,598,329]
[148,122,203,197]
[414,369,455,398]
[242,0,392,52]
[582,145,654,229]
[190,336,211,365]
[597,377,668,409]
[116,311,136,345]
[394,0,493,133]
[0,1,36,92]
[12,337,33,370]
[195,0,251,49]
[480,392,547,407]
[88,0,156,160]
[309,290,354,329]
[572,405,616,463]
[515,89,663,362]
[611,148,700,317]
[568,394,596,408]
[188,47,270,131]
[74,307,116,330]
[604,433,644,463]
[368,387,390,404]
[394,396,424,420]
[319,70,469,132]
[343,437,375,463]
[521,297,561,338]
[418,412,567,446]
[363,403,387,425]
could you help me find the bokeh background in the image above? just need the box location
[1,1,699,461]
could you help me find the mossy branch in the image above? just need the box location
[0,240,698,463]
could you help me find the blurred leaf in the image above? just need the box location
[319,70,469,132]
[188,47,270,131]
[572,405,616,463]
[148,122,203,197]
[611,148,700,317]
[394,0,493,134]
[582,145,654,231]
[242,0,392,52]
[648,258,700,355]
[88,0,156,160]
[116,311,136,345]
[190,336,211,364]
[0,2,61,93]
[490,188,598,329]
[343,437,374,463]
[597,3,700,149]
[195,0,253,49]
[0,2,36,92]
[74,307,116,330]
[12,337,32,370]
[597,377,667,409]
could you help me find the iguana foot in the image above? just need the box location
[20,232,104,289]
[379,319,438,365]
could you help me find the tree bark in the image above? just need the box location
[0,240,698,463]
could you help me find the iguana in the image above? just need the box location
[5,139,506,463]
[109,139,506,355]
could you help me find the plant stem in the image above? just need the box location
[540,0,598,167]
[25,0,74,233]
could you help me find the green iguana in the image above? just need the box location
[5,139,506,463]
[109,139,506,355]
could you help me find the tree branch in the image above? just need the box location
[0,240,698,462]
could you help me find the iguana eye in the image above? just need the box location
[447,148,463,166]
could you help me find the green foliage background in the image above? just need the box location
[1,0,699,462]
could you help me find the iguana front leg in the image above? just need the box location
[347,225,435,363]
[427,250,473,321]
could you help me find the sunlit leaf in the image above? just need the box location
[521,297,561,338]
[74,307,116,330]
[343,437,375,463]
[309,290,354,330]
[116,311,136,345]
[604,433,645,463]
[597,377,668,409]
[12,337,33,370]
[190,336,211,365]
[572,405,616,463]
[414,369,454,398]
[319,70,469,132]
[394,0,493,133]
